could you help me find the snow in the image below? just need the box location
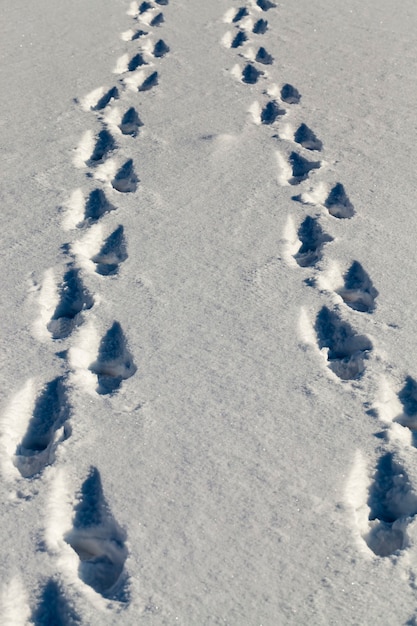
[2,0,417,623]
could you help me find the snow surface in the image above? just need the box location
[2,0,417,623]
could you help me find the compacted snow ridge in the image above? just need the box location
[3,0,417,623]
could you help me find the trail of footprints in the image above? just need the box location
[224,2,417,567]
[2,0,172,617]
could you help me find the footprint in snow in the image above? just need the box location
[155,0,169,4]
[242,64,263,84]
[32,578,81,625]
[65,467,129,600]
[261,100,286,124]
[47,266,94,339]
[150,12,164,27]
[139,1,152,13]
[337,260,378,312]
[324,182,355,218]
[231,31,247,49]
[314,306,372,380]
[153,39,170,58]
[255,46,273,65]
[365,452,417,557]
[88,129,117,165]
[139,71,159,91]
[14,377,71,478]
[119,107,144,137]
[294,123,323,151]
[131,29,148,40]
[112,159,138,193]
[288,151,321,185]
[128,52,147,71]
[92,225,128,276]
[232,7,249,23]
[90,321,137,395]
[281,83,301,104]
[392,377,417,437]
[257,0,276,10]
[294,216,333,268]
[83,189,117,224]
[253,19,268,34]
[92,86,119,111]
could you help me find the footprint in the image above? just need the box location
[65,467,129,599]
[150,12,164,27]
[365,452,417,556]
[92,226,128,276]
[112,159,138,193]
[253,19,268,34]
[14,377,71,478]
[257,0,276,10]
[261,100,285,124]
[231,31,248,49]
[294,216,333,268]
[139,1,152,12]
[83,189,116,223]
[393,377,417,433]
[242,64,263,84]
[153,39,170,57]
[92,87,119,111]
[128,52,147,71]
[47,267,94,339]
[119,107,144,137]
[90,321,137,394]
[131,29,148,40]
[315,306,373,380]
[255,46,273,65]
[324,183,354,218]
[288,151,321,185]
[139,71,159,91]
[233,7,249,22]
[89,129,117,165]
[32,578,81,625]
[294,123,323,151]
[155,0,169,4]
[281,83,301,104]
[337,261,378,312]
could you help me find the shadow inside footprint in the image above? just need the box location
[257,0,276,10]
[294,123,322,151]
[32,578,81,626]
[231,31,247,49]
[92,87,119,111]
[112,160,138,193]
[128,53,147,71]
[337,260,378,312]
[289,152,320,184]
[294,216,333,268]
[261,100,285,124]
[93,225,128,276]
[233,7,249,22]
[15,377,71,478]
[119,107,143,137]
[280,83,300,104]
[153,39,170,58]
[315,306,372,380]
[47,267,94,339]
[90,322,137,394]
[325,183,354,218]
[253,19,268,34]
[365,452,417,557]
[255,46,273,65]
[89,130,116,164]
[83,189,116,224]
[139,71,159,92]
[242,64,262,84]
[65,467,129,600]
[150,13,164,27]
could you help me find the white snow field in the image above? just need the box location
[2,0,417,623]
